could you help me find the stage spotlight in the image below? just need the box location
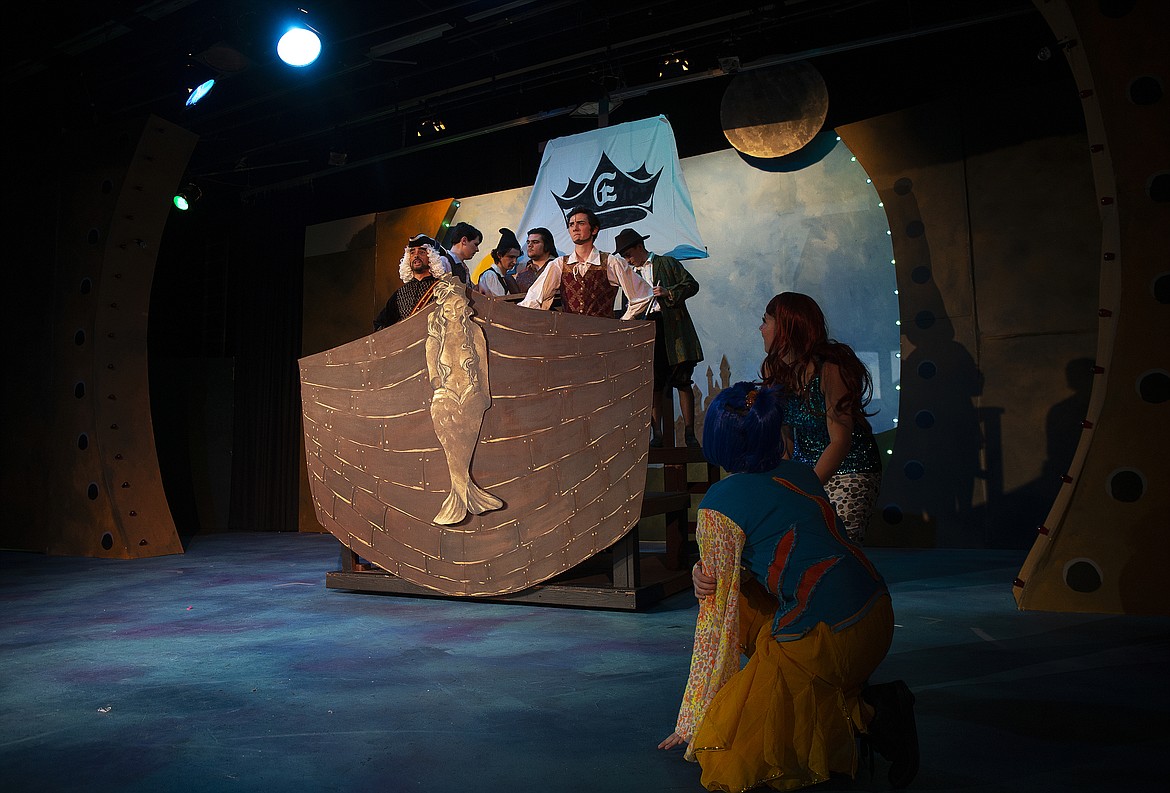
[277,11,322,67]
[180,57,220,108]
[658,53,689,79]
[185,78,216,107]
[172,184,202,211]
[416,118,447,138]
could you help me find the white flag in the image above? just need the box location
[518,115,707,260]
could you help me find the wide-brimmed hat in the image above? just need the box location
[407,233,439,248]
[614,228,649,255]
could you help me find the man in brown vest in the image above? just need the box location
[514,227,557,293]
[518,206,654,319]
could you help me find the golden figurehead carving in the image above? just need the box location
[425,275,504,525]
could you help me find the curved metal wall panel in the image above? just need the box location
[1014,0,1170,615]
[45,115,197,558]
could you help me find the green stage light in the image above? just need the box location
[173,184,202,211]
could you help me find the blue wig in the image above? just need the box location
[702,382,787,474]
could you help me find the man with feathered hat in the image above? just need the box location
[373,234,448,330]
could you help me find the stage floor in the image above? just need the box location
[1,532,1165,792]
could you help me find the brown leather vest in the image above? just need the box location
[559,253,616,317]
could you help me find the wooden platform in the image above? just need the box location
[326,445,719,610]
[326,541,694,611]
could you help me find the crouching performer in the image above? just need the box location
[659,382,918,791]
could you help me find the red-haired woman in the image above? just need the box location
[759,292,882,543]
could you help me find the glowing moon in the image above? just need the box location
[720,62,829,158]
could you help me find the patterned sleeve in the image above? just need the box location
[673,507,746,748]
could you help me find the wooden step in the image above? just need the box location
[648,446,709,465]
[641,490,690,517]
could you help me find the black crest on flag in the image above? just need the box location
[552,152,662,229]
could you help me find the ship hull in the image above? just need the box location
[299,290,655,596]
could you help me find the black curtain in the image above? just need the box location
[224,196,306,532]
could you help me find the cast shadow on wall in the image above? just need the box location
[896,308,984,544]
[876,182,983,547]
[974,357,1094,549]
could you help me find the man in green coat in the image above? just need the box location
[615,228,705,448]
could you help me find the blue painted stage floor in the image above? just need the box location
[1,532,1165,792]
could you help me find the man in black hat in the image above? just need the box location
[477,228,523,297]
[614,227,705,447]
[373,234,447,330]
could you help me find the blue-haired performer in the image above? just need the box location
[659,382,918,792]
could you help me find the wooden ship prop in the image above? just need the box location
[299,278,704,609]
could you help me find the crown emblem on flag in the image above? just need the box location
[552,152,662,228]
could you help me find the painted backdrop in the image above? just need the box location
[455,137,900,436]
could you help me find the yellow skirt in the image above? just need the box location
[692,581,894,792]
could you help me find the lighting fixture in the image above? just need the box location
[172,184,202,211]
[277,10,322,67]
[658,53,689,78]
[416,119,447,137]
[185,78,216,107]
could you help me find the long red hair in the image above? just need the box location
[759,292,875,427]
